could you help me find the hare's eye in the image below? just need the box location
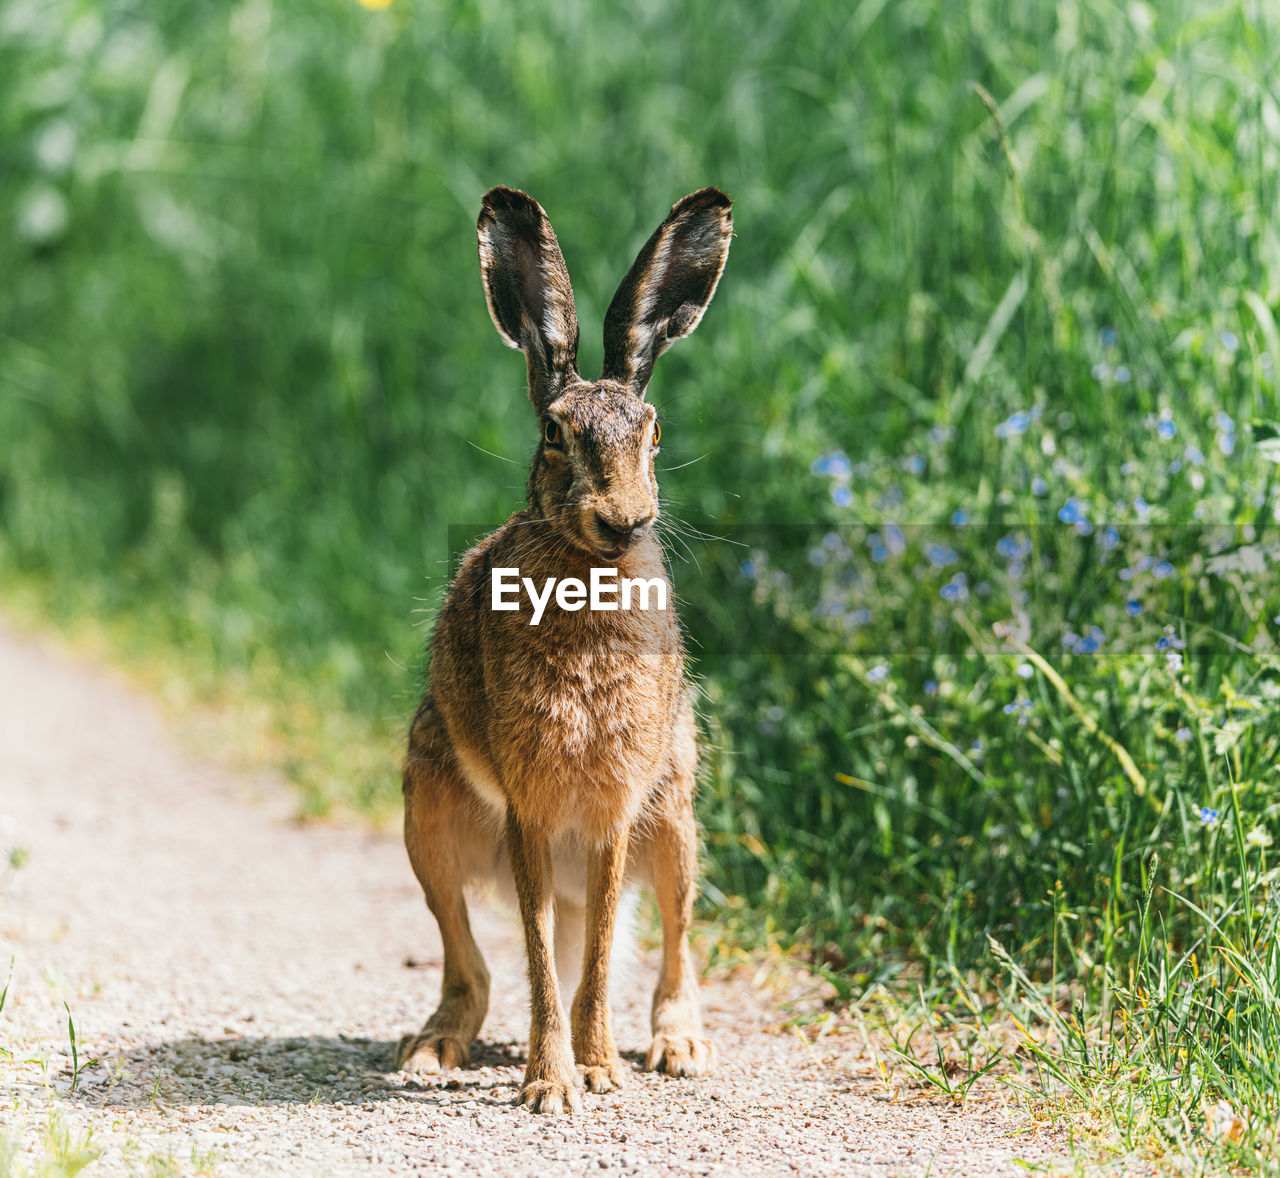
[543,420,561,446]
[652,422,662,446]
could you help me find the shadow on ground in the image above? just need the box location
[82,1034,529,1110]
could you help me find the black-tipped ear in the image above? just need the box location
[477,186,580,412]
[601,188,732,396]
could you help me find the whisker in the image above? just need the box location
[656,507,744,550]
[658,452,710,472]
[655,519,703,572]
[466,439,523,466]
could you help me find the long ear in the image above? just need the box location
[601,188,732,395]
[477,186,580,412]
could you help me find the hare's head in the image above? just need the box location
[477,186,732,561]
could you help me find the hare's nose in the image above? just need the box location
[594,512,652,549]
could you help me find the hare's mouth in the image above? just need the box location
[588,511,653,561]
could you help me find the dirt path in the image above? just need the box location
[0,624,1065,1176]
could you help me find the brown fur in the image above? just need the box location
[396,186,731,1114]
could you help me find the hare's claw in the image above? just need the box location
[646,1032,716,1078]
[517,1077,583,1114]
[579,1056,626,1093]
[395,1031,470,1074]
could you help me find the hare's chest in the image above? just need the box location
[486,622,682,838]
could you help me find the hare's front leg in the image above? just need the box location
[646,785,716,1077]
[506,808,581,1113]
[570,823,631,1093]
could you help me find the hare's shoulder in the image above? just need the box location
[432,513,532,619]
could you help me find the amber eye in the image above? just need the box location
[652,421,662,445]
[543,419,561,445]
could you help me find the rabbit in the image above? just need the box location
[395,185,732,1114]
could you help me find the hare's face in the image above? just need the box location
[534,379,660,560]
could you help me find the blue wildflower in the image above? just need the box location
[1004,697,1033,727]
[1102,527,1120,549]
[924,680,939,696]
[1221,331,1239,353]
[831,484,853,507]
[811,450,852,479]
[1032,476,1047,497]
[1099,327,1117,347]
[1074,626,1106,654]
[1175,727,1193,742]
[1062,627,1105,654]
[1185,446,1205,466]
[995,410,1031,439]
[997,534,1032,560]
[1157,419,1177,441]
[925,543,959,567]
[1152,561,1175,579]
[951,509,970,525]
[1115,365,1131,384]
[1199,807,1219,825]
[940,573,969,602]
[1125,599,1143,617]
[867,664,889,683]
[1058,497,1085,525]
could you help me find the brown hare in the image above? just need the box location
[396,185,732,1114]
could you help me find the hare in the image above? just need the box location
[395,185,732,1114]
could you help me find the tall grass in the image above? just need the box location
[2,0,1279,1163]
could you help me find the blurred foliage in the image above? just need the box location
[2,0,1279,1032]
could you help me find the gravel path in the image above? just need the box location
[0,624,1066,1176]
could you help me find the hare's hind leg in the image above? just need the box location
[396,700,491,1074]
[643,715,716,1077]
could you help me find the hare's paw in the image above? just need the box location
[518,1043,583,1113]
[517,1076,583,1114]
[394,1031,470,1074]
[646,1033,716,1078]
[579,1054,626,1094]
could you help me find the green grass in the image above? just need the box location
[0,1110,98,1178]
[3,0,1280,1167]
